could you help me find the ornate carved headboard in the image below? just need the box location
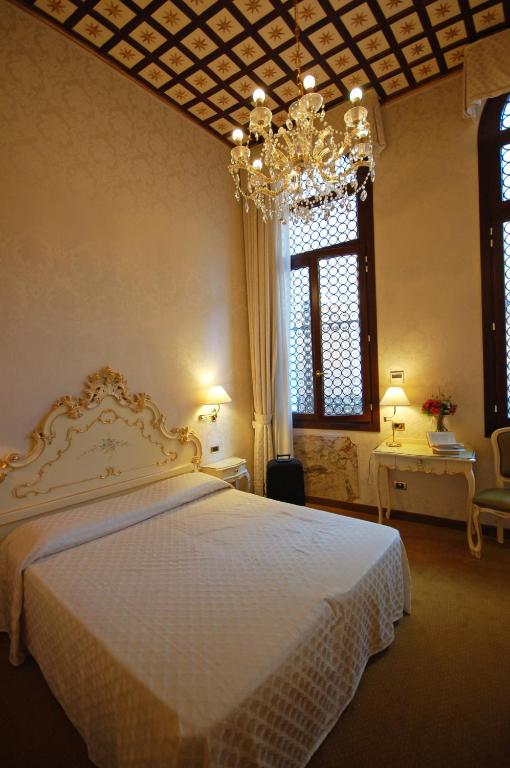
[0,368,202,536]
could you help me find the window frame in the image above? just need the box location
[290,190,380,431]
[479,92,510,436]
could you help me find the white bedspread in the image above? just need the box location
[0,472,411,768]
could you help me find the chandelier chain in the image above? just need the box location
[293,0,303,98]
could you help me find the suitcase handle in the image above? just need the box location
[276,454,292,462]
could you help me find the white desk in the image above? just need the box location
[372,440,477,554]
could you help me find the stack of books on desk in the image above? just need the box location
[426,432,465,455]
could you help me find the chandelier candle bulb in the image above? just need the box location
[303,74,316,91]
[350,87,363,103]
[252,158,263,170]
[232,128,244,144]
[252,88,266,104]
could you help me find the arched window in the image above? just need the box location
[479,93,510,434]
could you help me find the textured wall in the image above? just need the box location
[296,75,491,522]
[0,3,253,467]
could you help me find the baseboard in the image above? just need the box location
[306,496,501,537]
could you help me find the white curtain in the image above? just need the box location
[243,207,292,495]
[463,29,510,118]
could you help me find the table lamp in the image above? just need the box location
[380,386,410,447]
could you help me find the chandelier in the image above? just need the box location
[228,1,375,225]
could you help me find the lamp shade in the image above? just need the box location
[380,386,410,407]
[204,385,232,406]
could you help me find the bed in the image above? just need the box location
[0,368,411,768]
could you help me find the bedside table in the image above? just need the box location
[200,456,251,492]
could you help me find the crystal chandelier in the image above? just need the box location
[228,1,375,225]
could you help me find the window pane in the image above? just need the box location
[290,267,314,414]
[502,144,510,201]
[288,196,358,256]
[318,255,363,416]
[504,222,510,416]
[501,96,510,131]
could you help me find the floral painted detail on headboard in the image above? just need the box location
[0,368,202,532]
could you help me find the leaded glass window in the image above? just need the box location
[479,92,510,434]
[288,192,379,431]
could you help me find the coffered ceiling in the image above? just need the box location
[12,0,510,142]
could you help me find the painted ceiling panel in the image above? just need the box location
[11,0,510,142]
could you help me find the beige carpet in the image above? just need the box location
[1,510,509,768]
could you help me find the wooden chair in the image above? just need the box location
[470,428,510,558]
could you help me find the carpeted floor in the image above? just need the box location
[1,510,509,768]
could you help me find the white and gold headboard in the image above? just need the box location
[0,367,202,535]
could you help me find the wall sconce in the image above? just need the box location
[380,386,410,447]
[198,385,232,422]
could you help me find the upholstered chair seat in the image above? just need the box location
[473,488,510,513]
[470,428,510,558]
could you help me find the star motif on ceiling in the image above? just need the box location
[386,0,403,8]
[262,65,277,79]
[480,10,496,25]
[322,88,334,99]
[241,44,256,58]
[352,12,368,27]
[434,3,451,19]
[400,21,416,35]
[191,36,208,51]
[410,42,425,57]
[379,58,393,71]
[163,10,180,26]
[418,64,432,76]
[238,81,251,94]
[104,2,122,19]
[168,52,183,67]
[194,74,207,87]
[119,47,135,61]
[366,37,381,52]
[217,59,231,73]
[174,88,187,100]
[148,68,162,81]
[349,73,362,85]
[451,48,464,62]
[217,94,230,105]
[319,31,334,46]
[389,77,402,90]
[335,53,350,68]
[268,25,284,41]
[299,4,316,22]
[245,0,262,13]
[282,85,295,98]
[196,105,208,116]
[216,17,233,34]
[47,0,65,13]
[85,22,102,38]
[141,29,156,44]
[444,26,459,40]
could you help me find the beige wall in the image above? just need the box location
[296,74,493,521]
[0,4,253,468]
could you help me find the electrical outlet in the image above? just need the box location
[393,422,405,431]
[393,481,407,490]
[210,445,220,453]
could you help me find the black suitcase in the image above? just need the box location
[266,455,305,506]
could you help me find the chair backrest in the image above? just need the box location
[491,428,510,487]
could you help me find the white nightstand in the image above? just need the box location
[200,456,251,492]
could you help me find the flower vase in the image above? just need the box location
[435,413,447,432]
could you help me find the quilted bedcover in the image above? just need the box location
[0,472,411,768]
